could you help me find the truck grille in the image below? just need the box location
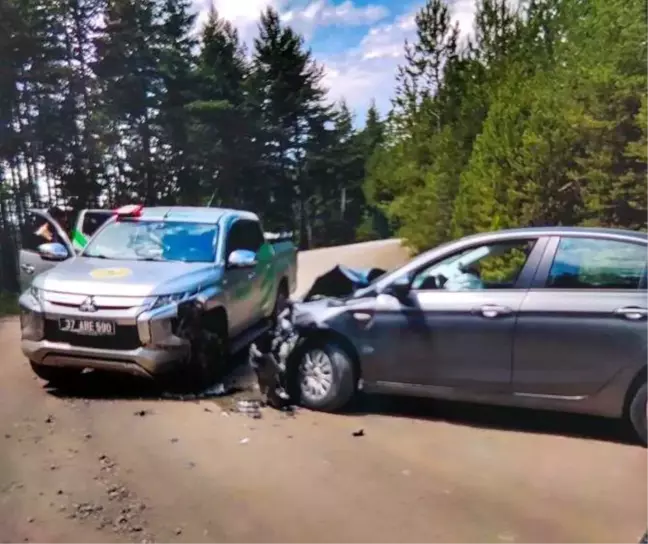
[44,320,142,351]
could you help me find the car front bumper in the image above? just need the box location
[19,290,190,378]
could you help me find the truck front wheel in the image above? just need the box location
[29,361,82,385]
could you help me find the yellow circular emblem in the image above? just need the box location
[90,267,132,280]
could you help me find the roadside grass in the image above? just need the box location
[0,291,19,316]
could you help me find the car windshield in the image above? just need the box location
[82,220,218,263]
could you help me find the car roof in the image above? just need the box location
[138,206,258,223]
[460,226,647,244]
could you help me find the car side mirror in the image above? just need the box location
[227,249,257,269]
[382,274,412,300]
[38,242,69,262]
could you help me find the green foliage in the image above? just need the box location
[0,291,18,316]
[367,0,647,253]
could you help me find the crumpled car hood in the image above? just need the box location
[302,264,385,302]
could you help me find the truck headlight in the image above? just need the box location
[150,292,188,310]
[29,286,42,304]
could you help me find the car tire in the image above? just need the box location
[628,382,647,446]
[29,361,81,385]
[294,341,356,412]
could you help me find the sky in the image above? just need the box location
[193,0,478,126]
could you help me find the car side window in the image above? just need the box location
[547,237,646,289]
[226,220,263,257]
[82,211,112,237]
[412,239,537,291]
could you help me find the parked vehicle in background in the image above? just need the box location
[18,205,297,386]
[19,208,114,292]
[290,227,648,444]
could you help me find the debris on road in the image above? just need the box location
[236,399,262,418]
[240,437,250,445]
[44,414,54,424]
[170,437,179,443]
[352,429,365,437]
[133,409,153,417]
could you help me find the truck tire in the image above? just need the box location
[29,361,81,385]
[628,382,647,446]
[293,340,356,412]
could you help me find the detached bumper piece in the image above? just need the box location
[249,303,300,409]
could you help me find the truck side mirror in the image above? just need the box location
[38,242,69,262]
[227,249,257,269]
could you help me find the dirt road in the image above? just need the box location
[1,239,645,543]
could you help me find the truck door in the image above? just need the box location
[18,210,74,292]
[223,220,261,336]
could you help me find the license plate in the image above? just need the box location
[58,318,116,336]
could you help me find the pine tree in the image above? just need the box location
[251,7,330,247]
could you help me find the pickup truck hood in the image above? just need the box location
[34,257,223,297]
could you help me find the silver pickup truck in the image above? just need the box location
[18,205,297,386]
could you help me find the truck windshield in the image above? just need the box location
[82,220,218,263]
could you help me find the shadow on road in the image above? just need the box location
[353,393,641,446]
[44,361,640,447]
[45,353,254,402]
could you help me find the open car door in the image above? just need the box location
[18,209,75,292]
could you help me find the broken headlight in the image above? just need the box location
[150,292,190,310]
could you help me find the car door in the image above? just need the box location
[512,235,648,398]
[234,219,267,324]
[18,210,74,292]
[365,236,548,392]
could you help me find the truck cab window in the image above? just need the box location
[226,220,264,256]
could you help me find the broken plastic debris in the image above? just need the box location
[239,437,250,445]
[236,399,262,418]
[199,383,227,397]
[352,429,365,437]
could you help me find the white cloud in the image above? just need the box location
[320,0,478,121]
[191,0,479,122]
[282,0,389,40]
[283,0,388,26]
[194,0,289,42]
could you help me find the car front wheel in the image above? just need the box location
[295,341,356,412]
[628,382,647,446]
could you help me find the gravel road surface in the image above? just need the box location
[1,239,645,543]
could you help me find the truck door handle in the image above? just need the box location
[247,272,256,280]
[614,306,648,320]
[473,304,513,318]
[21,264,35,275]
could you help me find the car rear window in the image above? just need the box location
[547,237,646,289]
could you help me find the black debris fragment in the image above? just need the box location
[170,437,179,444]
[302,265,386,302]
[352,429,365,437]
[133,409,152,417]
[44,415,54,424]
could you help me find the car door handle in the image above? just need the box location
[614,306,648,320]
[472,304,513,318]
[21,264,35,275]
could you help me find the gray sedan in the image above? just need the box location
[292,227,647,444]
